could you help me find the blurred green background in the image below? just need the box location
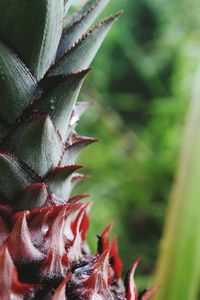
[72,0,200,287]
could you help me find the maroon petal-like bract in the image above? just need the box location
[0,246,37,299]
[7,211,45,263]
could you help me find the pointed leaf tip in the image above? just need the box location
[71,202,92,241]
[58,0,111,58]
[46,165,83,199]
[126,258,142,300]
[81,247,114,299]
[62,135,98,166]
[7,211,45,263]
[97,222,114,254]
[97,222,122,280]
[49,12,121,76]
[40,207,69,279]
[68,193,91,204]
[32,69,91,140]
[46,164,83,177]
[141,286,160,300]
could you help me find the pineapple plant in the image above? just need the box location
[0,0,158,299]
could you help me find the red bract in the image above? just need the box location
[97,223,122,281]
[7,212,45,263]
[110,237,123,280]
[0,247,37,299]
[70,248,114,299]
[126,258,159,300]
[40,207,69,279]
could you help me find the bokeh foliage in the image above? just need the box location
[73,0,200,285]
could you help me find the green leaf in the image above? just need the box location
[57,0,110,58]
[0,42,38,124]
[32,69,90,139]
[3,116,63,177]
[61,135,97,166]
[49,13,121,76]
[0,153,39,201]
[15,183,48,210]
[46,165,82,199]
[153,67,200,300]
[0,0,64,80]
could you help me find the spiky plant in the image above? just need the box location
[0,0,158,299]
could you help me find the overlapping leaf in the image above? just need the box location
[62,135,97,166]
[46,165,83,199]
[15,183,48,210]
[3,116,63,176]
[0,0,64,80]
[7,212,45,262]
[31,70,90,140]
[57,0,110,58]
[0,42,38,124]
[0,153,39,201]
[49,13,121,76]
[0,2,159,300]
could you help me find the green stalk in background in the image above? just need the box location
[153,64,200,299]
